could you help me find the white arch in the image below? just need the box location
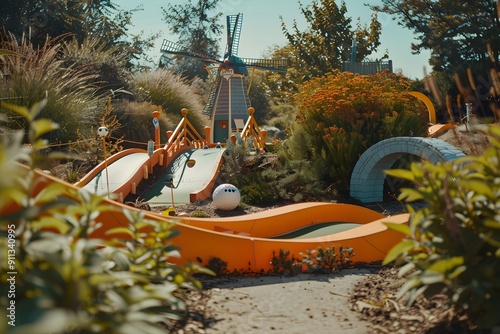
[350,137,466,203]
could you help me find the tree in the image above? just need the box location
[280,0,382,79]
[160,0,223,80]
[370,1,499,73]
[263,44,304,105]
[0,0,156,72]
[371,1,500,120]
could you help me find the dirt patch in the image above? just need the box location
[349,267,484,334]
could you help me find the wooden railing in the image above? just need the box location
[162,108,208,166]
[77,107,270,202]
[240,107,267,149]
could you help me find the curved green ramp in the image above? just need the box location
[142,148,225,206]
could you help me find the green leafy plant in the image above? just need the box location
[190,210,210,218]
[270,246,354,275]
[0,101,213,333]
[383,125,500,329]
[239,178,278,206]
[270,249,298,275]
[206,257,229,276]
[300,246,355,274]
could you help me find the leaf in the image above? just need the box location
[383,240,415,265]
[398,188,424,202]
[89,273,123,286]
[384,222,410,235]
[406,285,428,306]
[465,179,494,199]
[448,265,466,280]
[1,102,31,120]
[31,217,70,234]
[419,270,444,285]
[427,256,464,274]
[396,277,421,301]
[135,250,153,264]
[34,182,66,203]
[31,118,60,140]
[106,227,134,238]
[384,168,415,182]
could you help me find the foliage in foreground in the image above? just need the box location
[0,102,213,333]
[383,125,500,329]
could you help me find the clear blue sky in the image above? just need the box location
[122,0,431,79]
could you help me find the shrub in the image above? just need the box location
[69,98,125,172]
[238,177,278,205]
[0,34,103,143]
[111,100,177,149]
[129,69,207,134]
[383,125,500,329]
[222,131,328,204]
[61,36,132,98]
[292,70,428,193]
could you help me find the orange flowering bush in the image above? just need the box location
[293,70,428,193]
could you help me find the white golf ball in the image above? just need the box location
[212,184,240,211]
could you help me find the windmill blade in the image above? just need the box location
[224,13,243,58]
[160,39,220,62]
[239,58,289,73]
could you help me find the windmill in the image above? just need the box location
[160,13,288,143]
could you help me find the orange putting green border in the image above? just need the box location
[4,167,409,273]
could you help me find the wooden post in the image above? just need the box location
[204,126,211,146]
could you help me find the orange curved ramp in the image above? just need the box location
[428,123,455,137]
[5,168,409,273]
[167,212,409,272]
[173,202,385,237]
[408,91,437,124]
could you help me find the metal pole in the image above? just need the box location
[465,103,472,125]
[102,137,110,198]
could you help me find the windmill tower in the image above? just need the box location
[160,13,288,143]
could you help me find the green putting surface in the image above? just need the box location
[271,222,362,239]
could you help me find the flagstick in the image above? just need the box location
[102,137,110,198]
[98,126,110,198]
[170,178,175,213]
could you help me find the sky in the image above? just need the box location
[121,0,431,79]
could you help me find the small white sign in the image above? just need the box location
[152,118,159,129]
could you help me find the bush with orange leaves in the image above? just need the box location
[292,70,428,194]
